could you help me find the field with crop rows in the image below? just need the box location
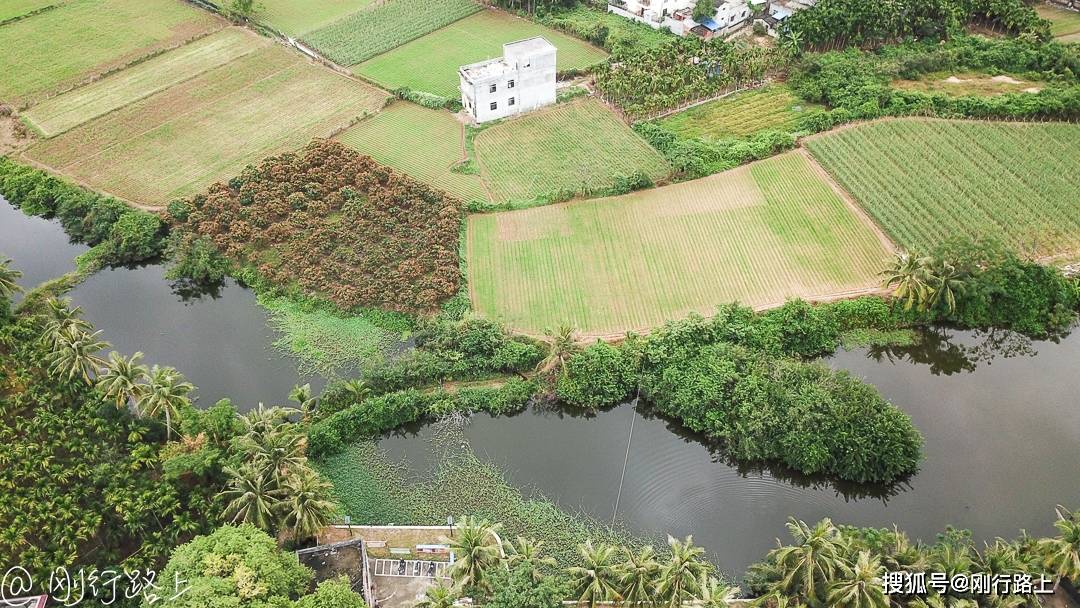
[468,150,892,335]
[336,102,489,203]
[24,28,266,137]
[474,98,669,203]
[657,85,818,140]
[0,0,61,23]
[1037,4,1080,40]
[254,0,375,35]
[302,0,480,67]
[354,10,608,98]
[0,0,222,106]
[26,45,387,206]
[806,118,1080,258]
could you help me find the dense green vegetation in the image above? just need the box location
[779,0,1050,51]
[789,36,1080,122]
[536,3,674,55]
[0,157,165,268]
[302,0,481,66]
[166,139,462,315]
[594,36,785,118]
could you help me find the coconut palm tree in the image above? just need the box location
[279,466,337,545]
[767,518,845,605]
[700,575,740,608]
[220,462,283,531]
[656,535,708,606]
[926,260,968,315]
[827,551,889,608]
[1038,505,1080,589]
[881,252,934,312]
[289,383,317,421]
[136,365,193,439]
[239,402,298,438]
[241,426,308,484]
[340,379,371,404]
[537,325,580,377]
[446,516,504,593]
[41,298,91,347]
[504,536,555,584]
[0,257,22,300]
[46,324,108,384]
[618,545,660,606]
[96,351,148,409]
[567,540,622,608]
[415,583,457,608]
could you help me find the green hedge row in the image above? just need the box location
[308,379,539,457]
[0,157,164,266]
[633,123,797,179]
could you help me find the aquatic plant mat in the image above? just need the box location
[315,418,656,568]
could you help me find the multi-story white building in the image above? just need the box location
[459,37,557,124]
[607,0,753,37]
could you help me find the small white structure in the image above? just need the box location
[459,37,557,124]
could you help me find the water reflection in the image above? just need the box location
[381,327,1080,576]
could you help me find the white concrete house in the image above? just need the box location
[608,0,752,37]
[459,37,557,124]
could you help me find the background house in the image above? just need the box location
[459,37,557,124]
[608,0,752,38]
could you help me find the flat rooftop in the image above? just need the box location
[460,36,555,82]
[503,36,556,55]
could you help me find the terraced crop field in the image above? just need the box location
[0,0,223,106]
[24,28,266,137]
[336,102,489,203]
[254,0,375,36]
[0,0,61,23]
[302,0,480,67]
[354,10,608,98]
[25,45,388,206]
[1036,4,1080,41]
[806,118,1080,257]
[657,85,818,140]
[468,150,893,335]
[474,98,669,203]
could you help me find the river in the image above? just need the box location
[4,196,1078,576]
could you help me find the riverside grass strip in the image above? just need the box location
[657,85,819,140]
[1036,4,1080,39]
[474,98,670,203]
[354,10,608,98]
[335,102,490,203]
[302,0,481,67]
[253,0,376,36]
[467,150,892,336]
[25,45,388,206]
[0,0,223,106]
[24,28,266,137]
[805,118,1080,257]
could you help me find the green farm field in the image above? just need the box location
[806,118,1080,257]
[25,45,388,206]
[657,85,819,140]
[24,28,266,137]
[0,0,223,106]
[354,10,609,98]
[474,98,669,203]
[254,0,375,35]
[468,150,893,335]
[302,0,481,67]
[0,0,61,23]
[336,102,489,203]
[1036,4,1080,40]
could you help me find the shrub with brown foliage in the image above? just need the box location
[168,140,462,314]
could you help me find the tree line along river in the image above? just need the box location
[3,195,1079,575]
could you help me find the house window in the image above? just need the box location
[490,101,498,111]
[489,83,497,93]
[508,97,515,106]
[508,79,515,89]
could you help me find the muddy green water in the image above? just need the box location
[4,196,1078,576]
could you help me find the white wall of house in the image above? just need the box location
[460,37,557,124]
[607,0,760,37]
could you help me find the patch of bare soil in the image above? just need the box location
[0,114,33,155]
